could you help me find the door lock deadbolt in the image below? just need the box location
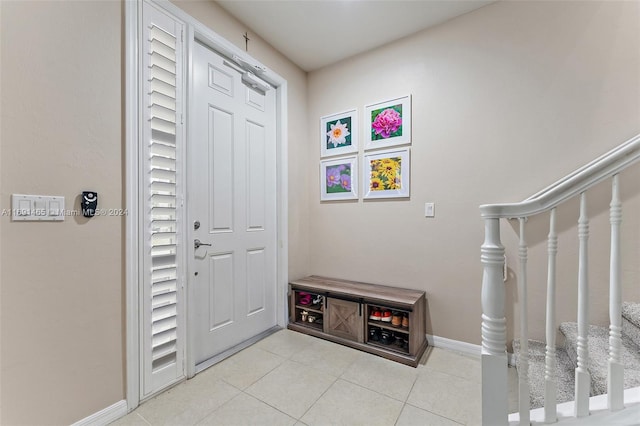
[194,220,200,230]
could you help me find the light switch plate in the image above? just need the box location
[425,202,435,218]
[11,194,65,221]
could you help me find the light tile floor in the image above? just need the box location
[112,329,519,426]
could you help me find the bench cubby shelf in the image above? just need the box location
[288,275,428,367]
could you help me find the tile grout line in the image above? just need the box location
[238,390,299,425]
[337,352,421,405]
[394,373,419,425]
[241,355,342,422]
[133,412,153,426]
[192,391,244,425]
[224,350,289,391]
[296,373,341,422]
[401,401,466,426]
[403,369,479,425]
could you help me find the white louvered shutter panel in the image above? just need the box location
[141,1,185,397]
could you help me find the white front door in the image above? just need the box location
[189,41,277,366]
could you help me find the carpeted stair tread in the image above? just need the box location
[513,339,575,409]
[559,322,640,396]
[623,317,640,349]
[622,302,640,328]
[622,302,640,348]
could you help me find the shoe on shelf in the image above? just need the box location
[402,313,409,329]
[299,292,311,306]
[381,309,392,323]
[369,326,381,341]
[391,311,402,327]
[311,294,324,307]
[369,308,381,321]
[380,330,393,345]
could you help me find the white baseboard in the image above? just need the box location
[426,334,516,366]
[427,334,481,356]
[71,400,128,426]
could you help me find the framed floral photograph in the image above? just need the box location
[320,156,358,201]
[364,95,411,150]
[363,148,410,199]
[320,109,358,158]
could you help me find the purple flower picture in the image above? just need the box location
[320,156,358,201]
[326,164,351,193]
[339,174,351,191]
[326,166,341,187]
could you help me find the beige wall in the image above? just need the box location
[307,0,640,345]
[0,1,124,424]
[0,0,309,424]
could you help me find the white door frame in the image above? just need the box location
[125,0,289,411]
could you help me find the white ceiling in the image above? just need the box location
[216,0,495,72]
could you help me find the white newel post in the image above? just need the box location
[608,174,624,410]
[481,217,508,426]
[575,193,591,417]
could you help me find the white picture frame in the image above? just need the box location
[320,156,358,201]
[364,95,411,151]
[320,109,358,158]
[362,148,410,199]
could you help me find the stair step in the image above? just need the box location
[559,322,640,396]
[513,339,575,409]
[622,302,640,328]
[622,302,640,348]
[623,316,640,349]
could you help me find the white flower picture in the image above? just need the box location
[320,109,358,158]
[326,120,350,147]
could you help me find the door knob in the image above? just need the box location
[194,239,212,249]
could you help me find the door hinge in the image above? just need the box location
[181,29,184,43]
[180,113,184,125]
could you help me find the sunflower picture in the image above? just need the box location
[369,157,401,191]
[363,148,410,199]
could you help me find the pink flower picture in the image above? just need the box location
[371,105,402,140]
[371,104,402,140]
[365,96,411,149]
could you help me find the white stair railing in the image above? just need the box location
[545,207,558,423]
[608,174,624,410]
[517,218,530,425]
[480,133,640,425]
[575,193,591,417]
